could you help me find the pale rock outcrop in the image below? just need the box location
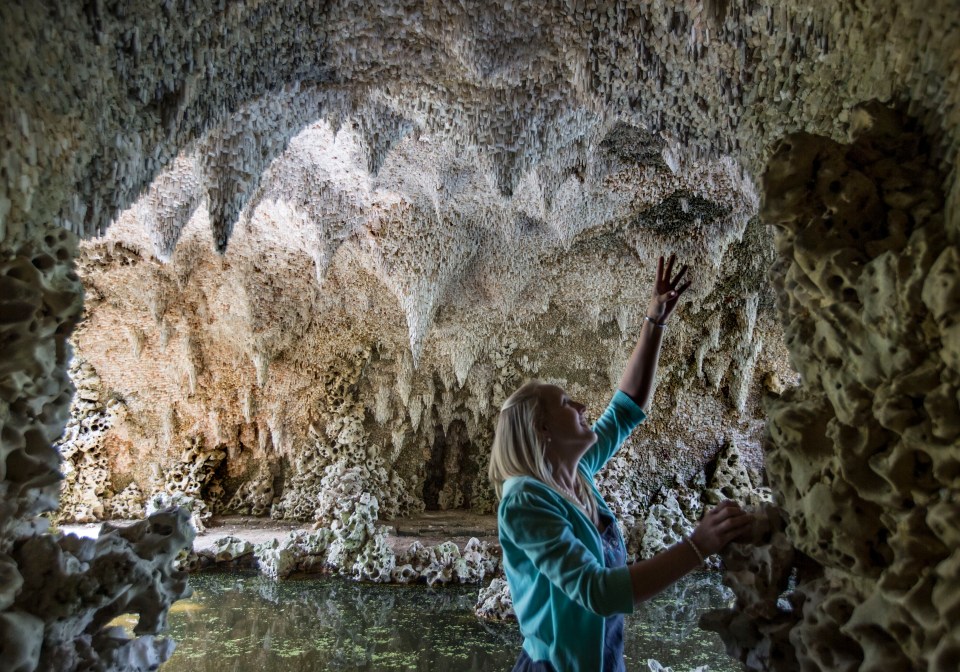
[270,377,416,524]
[106,482,147,521]
[418,539,491,587]
[462,537,501,582]
[250,458,402,581]
[4,1,956,245]
[248,525,501,585]
[254,529,334,580]
[638,490,698,561]
[147,438,226,533]
[618,455,771,564]
[270,452,327,522]
[351,527,397,583]
[56,359,139,523]
[704,440,774,509]
[204,535,256,564]
[317,464,397,580]
[393,537,500,586]
[222,467,275,517]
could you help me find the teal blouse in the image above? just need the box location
[497,390,647,672]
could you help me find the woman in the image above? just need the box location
[489,255,752,672]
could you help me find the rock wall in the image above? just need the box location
[68,121,787,535]
[56,358,145,523]
[705,105,960,670]
[2,2,958,244]
[3,509,194,671]
[0,225,83,544]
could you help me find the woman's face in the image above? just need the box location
[537,384,597,464]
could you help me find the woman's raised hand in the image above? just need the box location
[689,500,754,556]
[647,254,691,324]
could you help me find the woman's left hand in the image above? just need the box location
[646,254,691,324]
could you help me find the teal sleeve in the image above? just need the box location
[579,390,647,477]
[501,490,635,617]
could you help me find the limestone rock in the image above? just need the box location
[223,467,275,517]
[254,529,334,580]
[55,363,132,524]
[106,482,146,520]
[638,490,696,561]
[0,225,84,544]
[147,437,226,533]
[724,104,959,670]
[704,440,774,509]
[207,535,256,564]
[146,492,207,535]
[474,578,515,621]
[2,3,959,670]
[701,505,802,670]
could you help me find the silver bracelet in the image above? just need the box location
[684,535,706,566]
[644,315,668,328]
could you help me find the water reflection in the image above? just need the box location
[163,572,737,671]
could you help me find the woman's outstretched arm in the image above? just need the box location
[618,254,691,409]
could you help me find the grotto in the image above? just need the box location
[1,0,958,670]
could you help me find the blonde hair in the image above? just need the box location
[488,380,599,525]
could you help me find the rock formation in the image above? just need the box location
[1,508,194,671]
[1,0,958,669]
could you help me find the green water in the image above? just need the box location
[154,572,737,671]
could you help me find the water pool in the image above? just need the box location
[151,571,736,671]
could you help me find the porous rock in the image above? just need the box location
[706,105,960,670]
[254,529,334,580]
[4,508,193,671]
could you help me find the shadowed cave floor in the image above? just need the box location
[60,511,500,554]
